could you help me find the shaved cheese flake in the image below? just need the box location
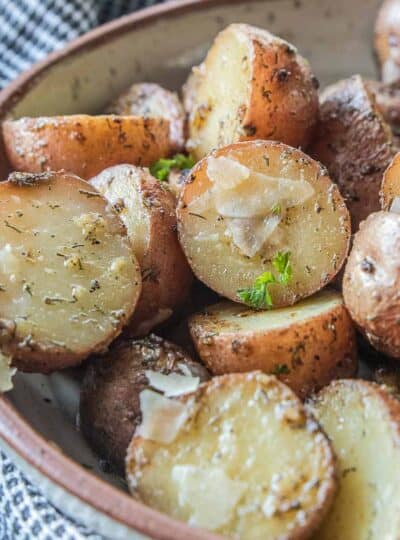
[145,370,200,397]
[172,465,245,529]
[136,390,189,444]
[0,351,16,392]
[225,214,281,258]
[189,156,314,257]
[390,196,400,214]
[207,155,250,188]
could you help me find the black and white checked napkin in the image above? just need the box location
[0,1,164,538]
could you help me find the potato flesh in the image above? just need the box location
[179,142,350,306]
[0,174,140,360]
[194,289,343,333]
[90,165,150,264]
[127,373,336,539]
[186,28,251,158]
[312,381,400,539]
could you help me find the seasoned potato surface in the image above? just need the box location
[127,372,337,539]
[177,140,350,308]
[0,172,141,372]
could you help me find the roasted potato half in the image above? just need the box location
[183,23,319,160]
[80,334,209,473]
[343,211,400,358]
[374,0,400,83]
[310,379,400,539]
[126,372,337,539]
[0,172,141,372]
[381,150,400,210]
[90,165,193,336]
[2,115,173,179]
[309,75,394,231]
[106,82,185,152]
[177,140,350,308]
[189,289,357,398]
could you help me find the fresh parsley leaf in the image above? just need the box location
[237,252,292,309]
[272,251,292,285]
[150,154,195,181]
[271,363,290,375]
[271,203,281,215]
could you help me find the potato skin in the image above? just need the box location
[189,295,357,399]
[343,211,400,358]
[106,82,185,152]
[185,24,319,159]
[309,75,394,231]
[90,165,193,336]
[2,115,173,180]
[367,80,400,134]
[381,151,400,209]
[79,334,209,473]
[374,0,400,83]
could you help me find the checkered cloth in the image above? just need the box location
[0,0,163,88]
[0,1,164,537]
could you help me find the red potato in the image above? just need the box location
[2,115,174,180]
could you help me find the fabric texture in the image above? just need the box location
[0,1,164,537]
[0,0,163,88]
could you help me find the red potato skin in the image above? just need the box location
[381,151,400,209]
[2,115,173,180]
[80,335,209,473]
[189,301,357,399]
[309,75,395,231]
[343,211,400,359]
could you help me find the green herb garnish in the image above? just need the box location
[150,154,195,181]
[237,251,292,309]
[271,363,290,375]
[271,203,282,216]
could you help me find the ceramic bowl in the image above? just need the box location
[0,0,383,538]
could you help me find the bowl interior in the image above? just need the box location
[2,0,383,533]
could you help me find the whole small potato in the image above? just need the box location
[343,211,400,358]
[80,335,209,473]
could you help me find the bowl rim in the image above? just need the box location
[0,0,256,537]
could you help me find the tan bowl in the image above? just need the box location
[0,0,382,537]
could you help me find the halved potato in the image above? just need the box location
[0,171,141,372]
[177,140,350,308]
[90,165,193,336]
[343,211,400,359]
[183,23,319,160]
[106,82,185,152]
[309,75,394,231]
[189,289,357,398]
[310,379,400,539]
[80,334,209,473]
[126,372,337,539]
[374,0,400,83]
[381,150,400,209]
[2,115,173,180]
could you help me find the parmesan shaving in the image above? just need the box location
[136,389,189,444]
[145,370,200,397]
[0,351,16,392]
[172,465,246,529]
[390,196,400,214]
[188,156,314,257]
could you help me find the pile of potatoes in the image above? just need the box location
[3,3,400,538]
